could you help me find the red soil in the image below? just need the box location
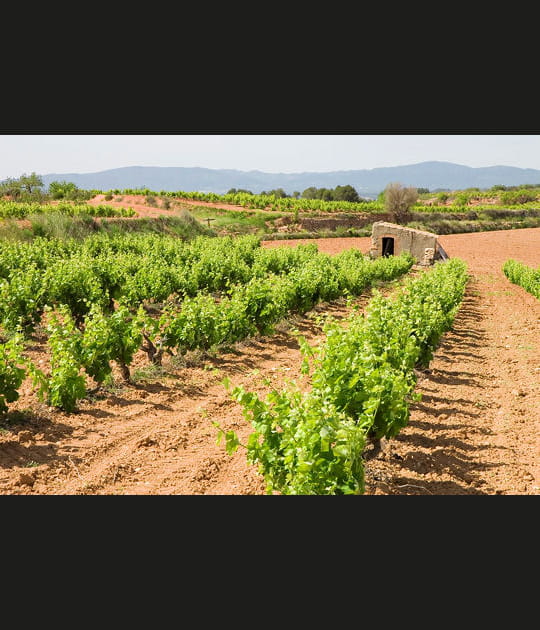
[88,194,250,217]
[1,228,539,495]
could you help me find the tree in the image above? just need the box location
[49,180,78,199]
[383,182,418,224]
[0,172,44,200]
[301,187,319,200]
[0,177,23,199]
[333,184,361,203]
[227,188,253,195]
[19,172,43,195]
[261,188,288,198]
[301,185,363,202]
[302,187,334,201]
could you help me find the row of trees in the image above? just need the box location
[228,185,367,203]
[0,173,92,202]
[229,182,421,223]
[300,185,365,202]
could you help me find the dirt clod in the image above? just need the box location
[17,472,36,487]
[17,431,34,443]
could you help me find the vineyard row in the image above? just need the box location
[220,258,469,495]
[503,259,540,300]
[97,189,540,215]
[0,200,135,219]
[0,239,414,413]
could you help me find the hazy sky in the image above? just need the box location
[1,134,540,180]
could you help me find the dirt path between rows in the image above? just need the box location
[1,229,538,494]
[263,231,540,495]
[0,299,372,495]
[367,229,539,495]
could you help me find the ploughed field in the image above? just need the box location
[1,228,539,494]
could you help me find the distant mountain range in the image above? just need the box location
[38,161,540,198]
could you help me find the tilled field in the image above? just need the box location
[1,228,539,494]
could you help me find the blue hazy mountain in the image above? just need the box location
[39,161,540,197]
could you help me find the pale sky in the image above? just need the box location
[1,134,540,180]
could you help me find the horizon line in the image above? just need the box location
[33,160,540,178]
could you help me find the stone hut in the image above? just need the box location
[369,221,448,265]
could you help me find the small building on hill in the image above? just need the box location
[369,221,449,265]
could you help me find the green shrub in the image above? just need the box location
[500,189,538,205]
[503,259,540,299]
[0,335,26,414]
[223,259,468,495]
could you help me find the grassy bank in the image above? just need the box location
[2,207,539,245]
[0,210,216,242]
[185,205,286,235]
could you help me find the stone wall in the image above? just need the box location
[299,213,393,232]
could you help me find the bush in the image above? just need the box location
[503,259,540,299]
[0,335,26,413]
[383,182,418,224]
[500,189,538,205]
[453,192,469,206]
[29,214,97,240]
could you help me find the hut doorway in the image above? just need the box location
[382,237,395,256]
